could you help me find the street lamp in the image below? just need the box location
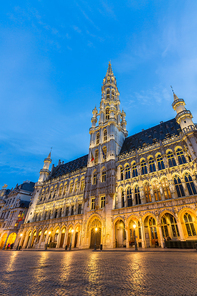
[133,224,138,251]
[69,229,74,251]
[94,227,98,251]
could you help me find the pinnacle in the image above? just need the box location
[106,61,113,75]
[173,93,179,101]
[48,151,51,158]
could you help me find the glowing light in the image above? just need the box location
[20,233,23,237]
[133,224,136,229]
[71,229,74,233]
[95,227,98,232]
[49,231,51,235]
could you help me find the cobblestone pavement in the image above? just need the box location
[0,250,197,296]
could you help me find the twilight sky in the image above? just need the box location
[0,1,197,189]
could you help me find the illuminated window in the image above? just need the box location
[101,169,106,182]
[101,196,105,208]
[141,160,147,175]
[176,148,186,165]
[156,154,165,170]
[169,215,180,237]
[149,217,158,240]
[161,216,169,237]
[167,151,176,167]
[149,157,156,172]
[152,180,161,201]
[127,187,132,207]
[80,178,85,191]
[134,185,141,205]
[92,172,97,185]
[95,149,99,164]
[59,184,63,196]
[74,179,79,192]
[144,182,151,203]
[184,213,196,236]
[69,181,73,193]
[161,178,171,199]
[54,185,57,198]
[96,132,100,145]
[132,162,138,177]
[104,129,107,142]
[63,183,68,195]
[125,165,130,179]
[106,108,110,120]
[174,175,185,197]
[91,198,95,210]
[184,173,196,195]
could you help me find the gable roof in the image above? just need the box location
[120,118,181,155]
[50,154,88,179]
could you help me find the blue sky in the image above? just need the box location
[0,1,197,189]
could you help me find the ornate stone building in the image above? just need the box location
[14,63,197,250]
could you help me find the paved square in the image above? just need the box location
[0,250,197,295]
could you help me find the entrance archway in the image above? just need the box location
[6,233,16,248]
[59,228,66,248]
[115,219,126,248]
[88,218,102,249]
[0,233,7,249]
[161,213,180,239]
[74,226,80,248]
[144,216,158,247]
[31,231,37,247]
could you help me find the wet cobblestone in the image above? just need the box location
[0,250,197,295]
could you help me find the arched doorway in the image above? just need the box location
[74,226,80,248]
[144,216,158,247]
[115,219,126,248]
[161,213,180,240]
[88,218,101,249]
[31,231,37,247]
[6,233,16,248]
[54,229,59,245]
[59,228,66,248]
[25,232,31,248]
[38,230,42,244]
[67,227,73,247]
[128,220,142,248]
[0,233,7,249]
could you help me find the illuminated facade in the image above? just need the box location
[14,63,197,249]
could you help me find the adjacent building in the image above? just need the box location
[0,181,35,249]
[14,63,197,250]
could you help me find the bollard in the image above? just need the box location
[100,244,102,251]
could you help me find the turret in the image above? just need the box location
[38,152,52,183]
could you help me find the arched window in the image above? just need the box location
[59,184,63,196]
[101,169,106,182]
[106,108,110,120]
[127,187,132,207]
[104,129,107,142]
[161,216,169,238]
[141,159,147,175]
[102,146,107,161]
[149,157,156,172]
[106,89,110,100]
[132,162,138,177]
[121,190,124,207]
[176,148,186,165]
[167,151,176,167]
[125,165,130,179]
[134,185,141,205]
[111,90,115,100]
[174,176,185,197]
[156,154,165,170]
[149,217,158,240]
[95,149,99,164]
[170,215,180,237]
[184,213,196,236]
[144,182,151,203]
[80,178,85,191]
[184,173,197,195]
[54,185,57,198]
[54,209,58,219]
[96,132,100,145]
[152,180,161,201]
[69,181,73,193]
[161,178,171,199]
[74,179,79,192]
[63,183,68,195]
[93,172,97,185]
[120,166,124,180]
[49,187,53,200]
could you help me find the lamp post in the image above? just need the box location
[69,229,74,251]
[94,227,98,251]
[133,224,138,251]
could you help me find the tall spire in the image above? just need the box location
[106,61,113,75]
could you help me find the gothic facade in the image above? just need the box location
[14,63,197,250]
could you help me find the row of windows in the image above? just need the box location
[91,196,105,210]
[39,178,85,202]
[119,148,190,180]
[34,204,82,222]
[92,169,106,185]
[120,173,196,208]
[92,147,107,164]
[96,129,108,145]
